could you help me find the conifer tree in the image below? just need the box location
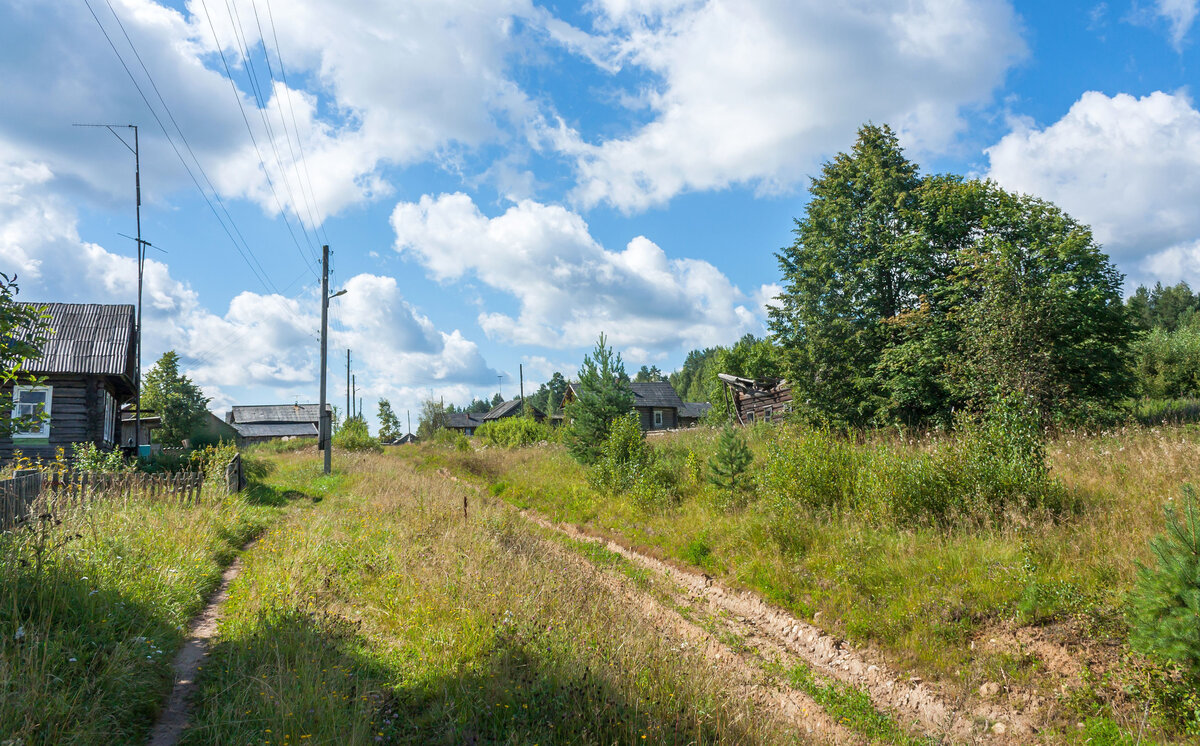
[565,333,634,465]
[708,426,753,497]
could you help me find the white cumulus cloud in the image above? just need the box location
[986,90,1200,287]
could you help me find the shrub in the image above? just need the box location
[707,426,754,508]
[589,413,676,508]
[475,417,552,448]
[1129,485,1200,677]
[761,426,859,513]
[71,441,133,473]
[333,418,382,453]
[432,428,470,451]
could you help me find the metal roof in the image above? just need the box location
[679,402,712,419]
[17,302,135,378]
[229,404,328,424]
[630,381,684,409]
[232,422,318,438]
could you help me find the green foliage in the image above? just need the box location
[1134,321,1200,399]
[188,441,240,489]
[634,365,665,383]
[376,398,402,442]
[432,427,470,452]
[0,273,50,438]
[669,347,721,403]
[1129,485,1200,677]
[70,441,133,473]
[528,371,569,417]
[142,351,210,447]
[333,416,381,453]
[707,426,753,504]
[416,398,447,440]
[475,417,552,448]
[769,123,1134,427]
[565,334,635,465]
[589,413,674,508]
[1127,281,1200,332]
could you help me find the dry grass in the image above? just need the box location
[184,451,803,745]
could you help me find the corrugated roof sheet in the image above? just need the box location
[631,381,684,409]
[17,302,135,377]
[232,422,318,438]
[229,404,328,424]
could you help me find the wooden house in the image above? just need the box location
[445,412,484,436]
[120,403,162,447]
[678,402,712,427]
[226,403,327,444]
[1,303,137,460]
[717,374,793,425]
[561,380,685,432]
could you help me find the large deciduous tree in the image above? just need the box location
[770,123,1134,426]
[565,334,634,465]
[376,398,401,441]
[142,351,210,446]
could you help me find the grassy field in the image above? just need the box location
[0,475,287,744]
[182,449,801,745]
[399,422,1200,742]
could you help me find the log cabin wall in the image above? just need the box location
[0,375,123,461]
[734,387,794,424]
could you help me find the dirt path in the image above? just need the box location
[145,545,252,746]
[441,470,1037,742]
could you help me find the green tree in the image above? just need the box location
[491,392,503,407]
[142,351,209,447]
[708,426,753,499]
[705,335,784,422]
[669,347,720,403]
[0,274,51,437]
[634,365,664,383]
[376,398,401,441]
[565,333,635,465]
[416,398,447,440]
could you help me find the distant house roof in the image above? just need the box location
[679,402,712,419]
[386,433,418,445]
[232,422,318,438]
[17,302,136,380]
[630,381,684,410]
[229,404,328,424]
[445,412,485,429]
[483,399,544,421]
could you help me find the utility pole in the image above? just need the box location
[319,245,331,474]
[407,409,411,436]
[346,349,351,423]
[352,375,356,419]
[75,123,142,451]
[497,374,503,402]
[519,363,524,414]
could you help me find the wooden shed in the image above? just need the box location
[226,404,327,444]
[1,303,137,460]
[717,374,793,425]
[482,399,545,423]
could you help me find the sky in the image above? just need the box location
[1,0,1199,431]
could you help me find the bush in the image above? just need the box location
[1129,485,1200,677]
[333,418,382,453]
[432,428,470,451]
[589,413,676,508]
[71,441,133,473]
[475,417,552,448]
[761,426,859,513]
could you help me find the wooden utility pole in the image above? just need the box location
[346,349,351,423]
[519,363,524,414]
[320,245,332,474]
[352,375,356,418]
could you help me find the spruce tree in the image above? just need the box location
[565,333,634,465]
[708,426,753,497]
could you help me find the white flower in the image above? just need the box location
[14,627,24,641]
[68,657,77,662]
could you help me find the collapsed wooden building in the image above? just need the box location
[717,374,793,425]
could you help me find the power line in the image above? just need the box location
[199,0,317,276]
[83,0,286,297]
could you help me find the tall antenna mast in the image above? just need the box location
[75,123,143,452]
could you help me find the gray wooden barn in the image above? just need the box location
[1,303,137,460]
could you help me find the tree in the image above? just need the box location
[669,347,720,403]
[769,123,1134,426]
[565,333,635,465]
[377,398,401,441]
[142,351,209,447]
[532,371,569,416]
[708,426,753,499]
[491,392,503,407]
[416,398,447,440]
[0,274,51,437]
[705,335,783,422]
[634,365,664,383]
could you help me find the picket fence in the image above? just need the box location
[0,467,215,531]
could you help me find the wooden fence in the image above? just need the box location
[1,469,209,530]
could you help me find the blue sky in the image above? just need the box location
[2,0,1198,429]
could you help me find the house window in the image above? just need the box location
[103,392,116,444]
[12,386,52,439]
[765,406,773,422]
[653,410,663,428]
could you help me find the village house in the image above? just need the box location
[717,374,793,425]
[677,401,712,427]
[444,412,484,436]
[1,303,137,460]
[561,380,686,432]
[225,403,329,445]
[483,399,546,423]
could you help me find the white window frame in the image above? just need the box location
[103,391,116,444]
[12,385,52,439]
[653,409,663,428]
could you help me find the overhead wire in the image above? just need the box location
[85,0,285,297]
[224,0,320,260]
[198,0,317,276]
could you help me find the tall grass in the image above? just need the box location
[184,451,798,745]
[0,486,283,744]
